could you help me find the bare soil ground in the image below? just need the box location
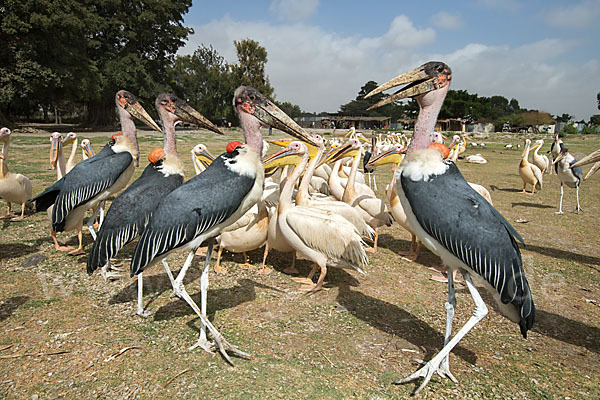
[1,125,599,399]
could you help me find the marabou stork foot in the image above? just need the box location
[214,263,229,275]
[555,211,564,215]
[574,207,583,214]
[394,356,458,395]
[189,336,217,354]
[136,309,151,318]
[257,266,272,275]
[108,262,125,271]
[68,248,85,256]
[100,265,122,281]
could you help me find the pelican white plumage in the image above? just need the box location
[519,139,543,194]
[530,139,550,174]
[263,141,368,292]
[0,128,32,220]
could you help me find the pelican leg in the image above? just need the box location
[555,183,564,214]
[574,186,583,213]
[51,230,73,252]
[136,273,150,318]
[239,251,257,269]
[366,230,379,253]
[257,245,272,275]
[68,229,85,256]
[395,272,486,395]
[299,264,329,292]
[293,262,319,286]
[282,251,299,274]
[10,203,25,221]
[213,246,228,275]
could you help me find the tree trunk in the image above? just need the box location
[84,99,117,128]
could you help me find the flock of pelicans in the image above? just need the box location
[1,62,600,394]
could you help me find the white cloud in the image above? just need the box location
[431,12,463,29]
[542,0,600,29]
[181,15,599,120]
[269,0,319,22]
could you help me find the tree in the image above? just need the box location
[597,91,600,111]
[590,115,600,125]
[275,101,302,120]
[170,45,234,125]
[555,113,572,123]
[231,39,273,99]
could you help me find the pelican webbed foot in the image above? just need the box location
[257,266,272,275]
[68,248,85,256]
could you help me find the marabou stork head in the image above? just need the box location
[155,94,222,135]
[233,86,318,148]
[365,62,452,110]
[115,90,162,133]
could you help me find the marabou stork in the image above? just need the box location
[30,91,161,255]
[129,86,318,363]
[553,147,583,214]
[87,94,221,318]
[365,62,535,394]
[571,148,600,179]
[0,128,32,220]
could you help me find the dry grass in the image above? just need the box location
[1,125,599,399]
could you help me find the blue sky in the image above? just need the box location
[182,0,600,120]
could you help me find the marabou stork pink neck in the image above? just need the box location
[157,104,178,156]
[407,85,450,154]
[237,108,264,158]
[117,104,140,164]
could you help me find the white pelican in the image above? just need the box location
[191,143,216,175]
[365,61,534,393]
[0,128,32,220]
[530,139,550,174]
[263,141,368,292]
[81,139,95,160]
[327,139,393,252]
[129,86,318,362]
[553,147,583,214]
[465,154,487,164]
[31,90,162,255]
[519,139,543,194]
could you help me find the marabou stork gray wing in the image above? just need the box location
[130,153,255,276]
[30,143,115,212]
[52,151,133,232]
[87,163,183,274]
[401,162,535,337]
[569,158,583,182]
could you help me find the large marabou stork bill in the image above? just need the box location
[365,62,535,394]
[129,86,318,363]
[87,94,221,318]
[571,148,600,179]
[553,147,583,214]
[31,91,161,255]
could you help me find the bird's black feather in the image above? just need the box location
[130,152,256,276]
[401,161,535,337]
[52,151,133,232]
[87,162,183,274]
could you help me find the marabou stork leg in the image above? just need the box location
[575,186,583,213]
[373,175,378,191]
[555,183,564,214]
[86,205,102,240]
[395,272,487,395]
[171,246,250,363]
[136,273,150,318]
[100,261,122,281]
[98,200,106,227]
